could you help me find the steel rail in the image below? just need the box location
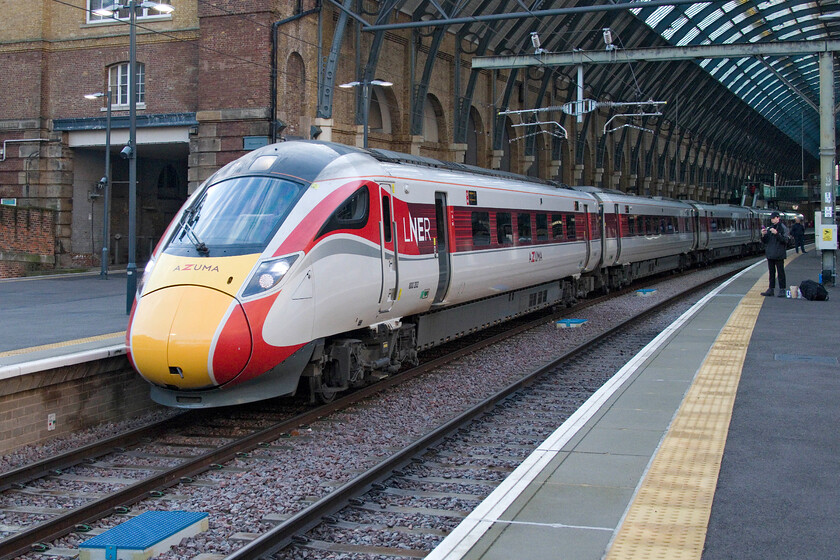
[225,267,746,560]
[0,261,752,560]
[0,285,592,560]
[0,413,192,492]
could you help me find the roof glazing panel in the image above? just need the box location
[647,5,675,27]
[677,27,701,44]
[627,0,839,157]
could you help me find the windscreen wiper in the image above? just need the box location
[179,207,209,255]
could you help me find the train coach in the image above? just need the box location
[126,140,766,408]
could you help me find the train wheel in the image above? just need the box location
[309,375,339,404]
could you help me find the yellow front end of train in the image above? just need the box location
[128,253,259,390]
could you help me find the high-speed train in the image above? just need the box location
[126,140,769,408]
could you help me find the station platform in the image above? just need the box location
[0,271,128,376]
[428,247,839,560]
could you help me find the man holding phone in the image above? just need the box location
[760,211,789,297]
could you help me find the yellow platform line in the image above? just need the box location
[0,332,126,358]
[605,279,768,559]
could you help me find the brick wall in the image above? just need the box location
[0,51,43,120]
[0,205,56,277]
[0,357,164,456]
[197,10,273,111]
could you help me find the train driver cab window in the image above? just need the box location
[472,211,490,247]
[517,213,532,244]
[496,212,512,245]
[317,185,370,238]
[165,175,305,257]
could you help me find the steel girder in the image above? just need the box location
[317,0,356,119]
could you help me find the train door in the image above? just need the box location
[378,183,399,313]
[691,208,700,248]
[598,204,607,263]
[581,203,591,270]
[432,192,451,304]
[700,209,710,248]
[614,203,622,262]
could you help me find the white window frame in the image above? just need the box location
[87,0,172,24]
[109,62,146,109]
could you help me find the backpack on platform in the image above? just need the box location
[799,280,829,301]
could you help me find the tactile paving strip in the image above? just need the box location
[605,281,765,559]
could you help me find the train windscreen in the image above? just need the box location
[164,176,305,257]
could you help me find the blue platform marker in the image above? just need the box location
[635,288,657,297]
[79,511,209,560]
[556,318,588,329]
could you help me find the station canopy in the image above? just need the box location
[345,0,840,178]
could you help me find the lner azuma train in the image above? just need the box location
[127,140,766,408]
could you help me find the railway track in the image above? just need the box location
[0,261,754,560]
[231,270,733,559]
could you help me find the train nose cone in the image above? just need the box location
[129,286,252,389]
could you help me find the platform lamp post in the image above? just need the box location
[338,79,393,148]
[84,89,113,279]
[93,0,174,312]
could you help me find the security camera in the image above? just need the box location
[97,176,108,189]
[120,145,133,159]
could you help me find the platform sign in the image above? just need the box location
[0,198,16,206]
[818,224,837,250]
[243,136,269,150]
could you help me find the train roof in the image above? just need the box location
[206,140,574,193]
[365,147,568,189]
[572,187,694,211]
[207,140,364,186]
[571,186,625,196]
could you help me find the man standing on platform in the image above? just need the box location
[791,216,806,254]
[761,211,789,297]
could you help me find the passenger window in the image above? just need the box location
[316,186,369,238]
[472,211,490,247]
[517,213,531,244]
[536,214,548,241]
[496,212,512,245]
[551,214,564,240]
[567,215,577,240]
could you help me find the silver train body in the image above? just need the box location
[126,141,769,408]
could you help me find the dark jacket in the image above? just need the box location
[762,222,788,260]
[791,222,805,242]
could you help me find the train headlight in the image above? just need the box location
[243,254,298,297]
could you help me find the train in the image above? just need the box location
[126,140,781,408]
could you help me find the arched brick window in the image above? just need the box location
[283,52,306,137]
